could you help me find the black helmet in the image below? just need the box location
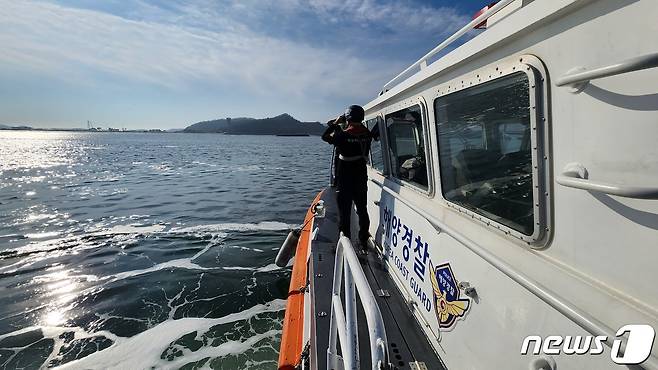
[344,105,364,123]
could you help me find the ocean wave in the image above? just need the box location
[0,221,288,279]
[0,224,167,263]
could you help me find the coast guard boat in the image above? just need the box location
[277,0,658,369]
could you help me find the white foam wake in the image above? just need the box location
[162,329,281,369]
[98,224,166,235]
[54,299,286,369]
[221,263,281,273]
[170,221,292,234]
[104,242,217,283]
[0,325,120,369]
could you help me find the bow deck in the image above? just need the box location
[306,187,445,370]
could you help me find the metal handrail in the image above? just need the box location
[555,53,658,88]
[557,170,658,200]
[382,0,516,92]
[370,178,658,370]
[328,234,389,370]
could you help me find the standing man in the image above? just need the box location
[322,105,373,250]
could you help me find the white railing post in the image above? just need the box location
[327,233,389,370]
[328,242,344,370]
[344,262,359,369]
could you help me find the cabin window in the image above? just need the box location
[385,105,429,190]
[366,117,385,172]
[435,72,534,235]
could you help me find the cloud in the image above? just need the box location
[303,0,468,35]
[164,0,470,50]
[1,1,411,100]
[0,0,472,115]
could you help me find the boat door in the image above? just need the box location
[365,100,433,252]
[364,114,386,246]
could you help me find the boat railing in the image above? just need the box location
[327,234,389,370]
[381,0,517,93]
[556,162,658,199]
[555,52,658,91]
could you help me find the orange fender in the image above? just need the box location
[278,190,323,370]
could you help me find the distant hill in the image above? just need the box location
[0,124,32,130]
[183,113,325,135]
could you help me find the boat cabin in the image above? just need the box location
[278,0,658,369]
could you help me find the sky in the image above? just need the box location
[0,0,487,129]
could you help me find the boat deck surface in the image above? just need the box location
[309,187,445,370]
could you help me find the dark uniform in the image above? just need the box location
[322,116,373,247]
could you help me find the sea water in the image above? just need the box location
[0,131,331,369]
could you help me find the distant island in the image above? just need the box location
[184,113,325,136]
[0,124,33,130]
[1,113,327,135]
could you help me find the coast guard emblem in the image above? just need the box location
[430,262,470,329]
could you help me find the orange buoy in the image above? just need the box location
[277,190,323,370]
